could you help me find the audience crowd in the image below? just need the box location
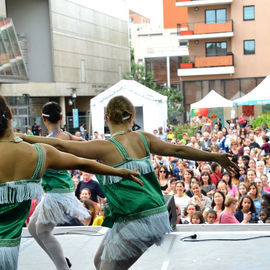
[27,116,270,226]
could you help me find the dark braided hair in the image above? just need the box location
[0,96,11,138]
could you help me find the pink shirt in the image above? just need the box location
[228,184,238,197]
[219,211,239,224]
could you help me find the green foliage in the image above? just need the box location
[181,56,190,63]
[251,112,270,128]
[156,86,184,122]
[122,48,156,89]
[173,123,200,140]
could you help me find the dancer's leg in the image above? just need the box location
[28,209,54,261]
[94,237,154,270]
[35,222,69,270]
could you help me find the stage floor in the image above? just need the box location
[19,225,270,270]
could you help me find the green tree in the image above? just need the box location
[156,86,184,122]
[251,112,270,128]
[123,48,156,89]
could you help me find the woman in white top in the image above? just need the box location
[174,181,190,216]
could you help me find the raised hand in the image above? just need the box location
[216,153,239,175]
[119,168,144,186]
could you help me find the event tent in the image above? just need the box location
[190,89,233,110]
[90,80,167,135]
[234,75,270,105]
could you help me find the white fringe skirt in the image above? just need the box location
[101,211,171,262]
[0,245,20,270]
[33,192,90,225]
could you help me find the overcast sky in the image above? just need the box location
[128,0,163,26]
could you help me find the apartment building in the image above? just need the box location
[130,0,188,89]
[0,0,129,132]
[176,0,270,116]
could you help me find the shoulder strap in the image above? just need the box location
[137,132,150,156]
[109,138,130,160]
[31,144,47,179]
[63,132,71,140]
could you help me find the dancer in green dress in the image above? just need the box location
[21,95,239,270]
[0,95,141,270]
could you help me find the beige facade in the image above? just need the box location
[176,0,270,115]
[0,0,130,131]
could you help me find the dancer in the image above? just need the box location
[0,95,141,270]
[20,96,239,270]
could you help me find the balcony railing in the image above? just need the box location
[180,53,234,68]
[176,0,233,7]
[177,20,233,36]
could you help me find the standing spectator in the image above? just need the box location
[201,172,216,198]
[157,166,170,194]
[26,128,33,135]
[237,182,248,201]
[80,123,86,138]
[32,121,42,136]
[201,132,211,152]
[75,172,105,204]
[211,191,225,222]
[249,133,260,150]
[157,126,167,141]
[216,131,226,152]
[93,131,99,140]
[261,136,270,154]
[215,118,222,131]
[222,172,238,197]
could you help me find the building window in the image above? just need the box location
[243,6,255,21]
[244,40,255,55]
[205,9,226,24]
[206,42,227,57]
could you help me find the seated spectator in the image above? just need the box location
[190,211,205,224]
[80,199,98,226]
[261,193,270,210]
[234,195,257,223]
[243,169,256,185]
[79,188,92,201]
[168,178,178,195]
[182,169,194,193]
[239,166,247,183]
[157,165,170,194]
[248,159,256,170]
[210,191,225,222]
[221,172,238,197]
[93,205,105,226]
[219,197,250,224]
[261,174,270,192]
[256,161,266,178]
[259,208,270,223]
[237,182,248,201]
[217,180,229,197]
[182,203,201,224]
[247,182,261,218]
[200,172,216,198]
[174,181,190,215]
[189,181,211,212]
[211,162,222,186]
[205,209,218,224]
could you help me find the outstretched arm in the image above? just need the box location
[43,144,143,186]
[143,132,239,175]
[19,134,104,159]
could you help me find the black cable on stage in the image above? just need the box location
[180,234,270,242]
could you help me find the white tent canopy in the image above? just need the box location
[90,80,167,135]
[234,75,270,106]
[190,89,233,110]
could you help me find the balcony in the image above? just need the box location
[176,0,233,8]
[178,20,233,40]
[0,17,28,82]
[178,54,234,77]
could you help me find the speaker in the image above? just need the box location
[163,194,177,230]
